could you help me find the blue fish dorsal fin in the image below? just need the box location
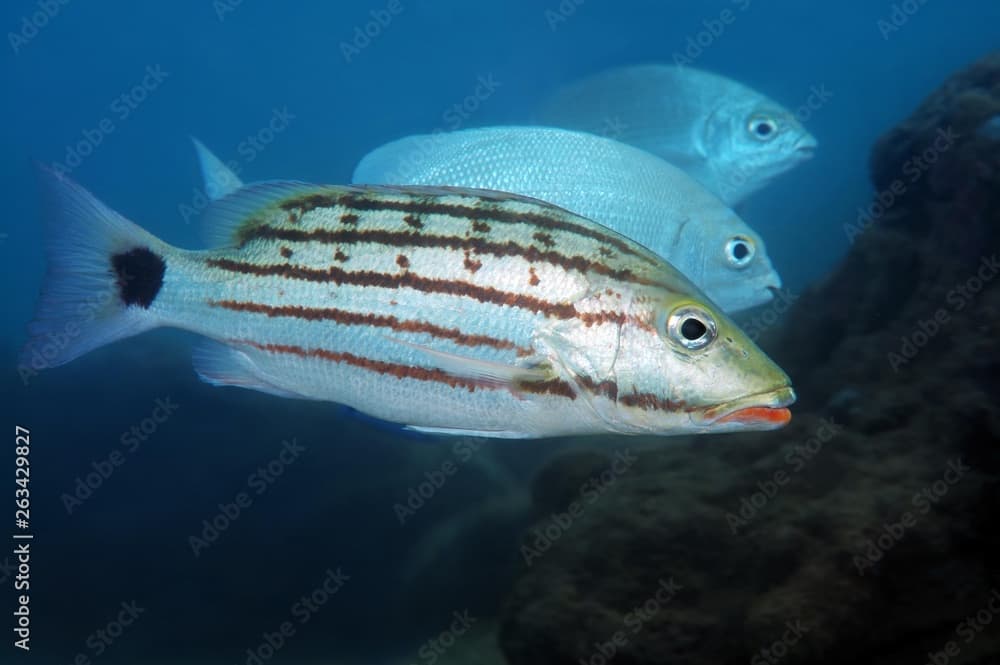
[191,137,244,201]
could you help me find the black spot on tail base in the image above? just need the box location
[111,247,165,309]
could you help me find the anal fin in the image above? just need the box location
[192,340,305,399]
[404,425,532,439]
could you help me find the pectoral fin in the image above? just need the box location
[383,336,551,389]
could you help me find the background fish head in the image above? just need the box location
[544,269,794,436]
[672,209,782,312]
[705,97,817,197]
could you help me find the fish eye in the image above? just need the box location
[748,115,778,141]
[725,236,756,268]
[666,305,718,351]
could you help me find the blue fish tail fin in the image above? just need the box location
[19,167,168,377]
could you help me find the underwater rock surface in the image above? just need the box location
[498,52,1000,665]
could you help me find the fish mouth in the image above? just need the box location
[697,386,796,429]
[793,136,818,159]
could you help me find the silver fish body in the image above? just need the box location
[353,126,781,312]
[22,170,795,439]
[538,64,818,205]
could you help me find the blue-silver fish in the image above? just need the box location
[21,169,795,439]
[538,64,818,205]
[352,126,781,312]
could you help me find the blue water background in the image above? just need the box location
[1,1,998,663]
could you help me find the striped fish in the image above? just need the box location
[21,168,795,439]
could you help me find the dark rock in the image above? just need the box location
[499,52,1000,665]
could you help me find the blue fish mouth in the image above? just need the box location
[794,136,818,158]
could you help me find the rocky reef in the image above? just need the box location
[497,53,1000,665]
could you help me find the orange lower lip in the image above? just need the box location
[716,406,792,426]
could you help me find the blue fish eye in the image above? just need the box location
[726,237,756,268]
[748,116,778,140]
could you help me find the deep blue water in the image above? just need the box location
[1,1,998,663]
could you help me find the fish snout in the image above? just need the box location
[793,133,818,159]
[698,386,797,430]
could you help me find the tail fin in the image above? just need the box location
[191,137,243,201]
[19,168,169,377]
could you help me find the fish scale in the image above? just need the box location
[21,170,795,439]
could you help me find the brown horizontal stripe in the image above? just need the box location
[576,375,619,401]
[575,374,689,413]
[273,190,654,264]
[208,299,534,356]
[578,311,628,327]
[240,226,655,286]
[517,377,577,400]
[206,257,582,319]
[619,391,688,412]
[233,339,578,401]
[238,339,484,391]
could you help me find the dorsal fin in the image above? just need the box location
[200,179,584,247]
[191,137,244,201]
[201,180,333,247]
